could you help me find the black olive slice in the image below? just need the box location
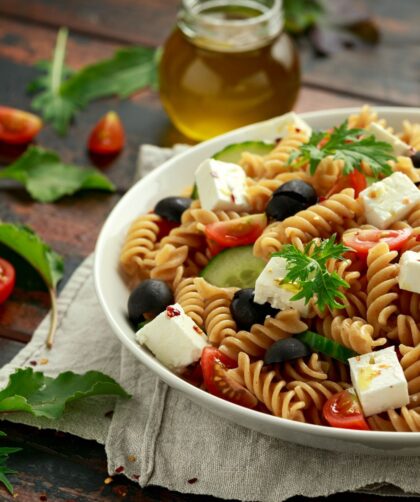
[266,193,307,221]
[264,338,311,365]
[154,196,192,223]
[273,180,317,206]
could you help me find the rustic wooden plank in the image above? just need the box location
[0,0,179,47]
[0,339,24,366]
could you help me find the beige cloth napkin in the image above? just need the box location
[1,145,420,501]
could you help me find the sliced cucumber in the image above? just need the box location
[200,246,265,289]
[213,140,275,164]
[296,331,357,364]
[191,184,199,199]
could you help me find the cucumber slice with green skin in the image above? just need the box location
[200,245,266,289]
[191,141,275,200]
[212,140,275,163]
[296,331,357,364]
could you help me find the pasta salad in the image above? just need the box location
[119,106,420,432]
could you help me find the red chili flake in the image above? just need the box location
[318,196,326,203]
[193,325,202,334]
[166,305,181,318]
[115,465,125,474]
[104,410,114,419]
[113,485,128,497]
[230,193,236,203]
[132,474,140,480]
[295,127,301,133]
[188,478,198,484]
[29,360,38,366]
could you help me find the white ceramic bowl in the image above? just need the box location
[94,107,420,456]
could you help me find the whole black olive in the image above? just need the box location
[264,338,311,365]
[266,193,307,221]
[230,288,278,331]
[274,180,318,206]
[128,279,174,326]
[154,196,192,222]
[410,151,420,168]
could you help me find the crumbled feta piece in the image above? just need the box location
[136,304,209,371]
[275,112,312,138]
[369,123,413,156]
[399,250,420,294]
[254,257,310,316]
[349,346,409,417]
[195,159,250,212]
[359,172,420,229]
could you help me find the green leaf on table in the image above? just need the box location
[0,146,115,203]
[0,222,64,288]
[29,27,159,134]
[283,0,324,34]
[0,431,21,495]
[0,368,130,420]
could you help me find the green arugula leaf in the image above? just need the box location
[29,27,159,134]
[283,0,324,34]
[0,223,63,289]
[289,121,395,177]
[0,431,21,495]
[273,235,350,312]
[0,222,64,347]
[0,146,115,203]
[0,368,130,420]
[29,28,78,136]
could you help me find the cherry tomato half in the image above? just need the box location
[323,389,369,431]
[0,258,16,304]
[343,228,412,256]
[200,347,257,409]
[88,111,125,155]
[0,107,42,145]
[326,170,367,198]
[205,214,267,252]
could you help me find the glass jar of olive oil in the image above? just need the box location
[159,0,300,141]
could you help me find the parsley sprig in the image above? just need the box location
[288,121,395,177]
[273,235,350,312]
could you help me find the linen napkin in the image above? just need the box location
[1,145,420,501]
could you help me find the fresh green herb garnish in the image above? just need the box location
[0,146,115,203]
[289,121,395,177]
[273,235,350,312]
[29,27,159,135]
[0,368,130,493]
[0,223,64,347]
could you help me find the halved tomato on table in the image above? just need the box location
[0,107,42,144]
[343,228,412,256]
[88,111,125,155]
[205,214,267,256]
[0,258,15,304]
[201,347,257,409]
[323,389,369,431]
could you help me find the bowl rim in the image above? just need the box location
[94,106,420,443]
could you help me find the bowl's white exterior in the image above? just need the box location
[94,107,420,456]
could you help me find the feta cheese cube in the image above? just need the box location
[399,250,420,293]
[136,304,209,371]
[275,112,312,138]
[195,159,251,212]
[359,172,420,229]
[254,257,310,316]
[369,123,413,157]
[349,346,409,417]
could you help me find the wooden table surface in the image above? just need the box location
[0,0,419,500]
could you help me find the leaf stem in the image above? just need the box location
[46,287,58,349]
[51,27,68,95]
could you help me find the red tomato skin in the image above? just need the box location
[0,258,15,304]
[343,228,412,256]
[326,170,367,198]
[156,219,179,240]
[205,214,267,249]
[0,107,42,144]
[323,390,370,431]
[200,347,257,409]
[88,111,125,155]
